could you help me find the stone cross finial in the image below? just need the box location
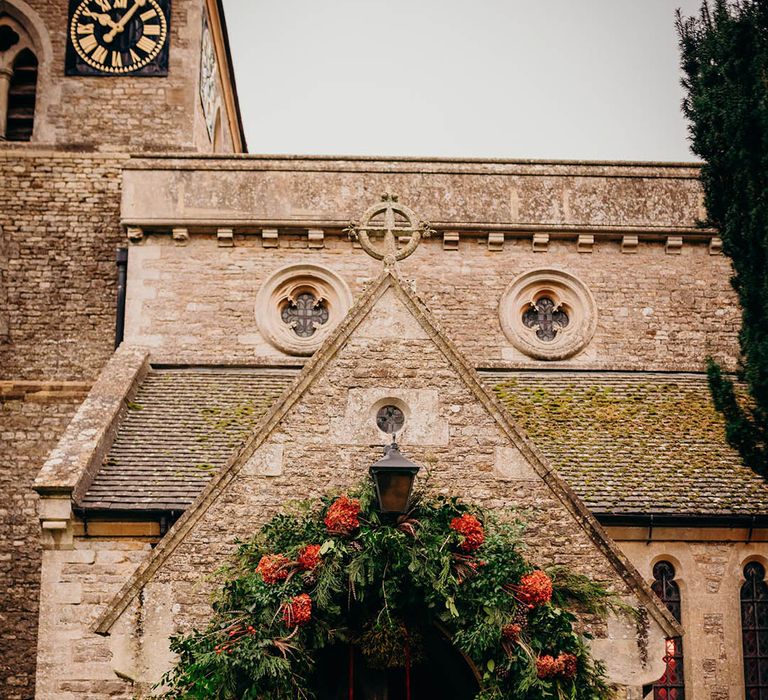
[345,193,434,266]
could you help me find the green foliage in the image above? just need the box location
[678,1,768,469]
[155,482,620,699]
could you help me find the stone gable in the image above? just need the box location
[89,270,677,695]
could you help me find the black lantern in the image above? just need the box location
[369,441,420,515]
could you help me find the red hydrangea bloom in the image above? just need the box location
[559,652,578,679]
[536,654,562,679]
[255,554,291,584]
[535,652,577,679]
[298,544,322,571]
[516,570,553,607]
[282,593,312,627]
[449,513,485,552]
[324,496,361,534]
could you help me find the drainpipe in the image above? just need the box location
[114,248,128,348]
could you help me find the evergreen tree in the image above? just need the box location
[678,0,768,470]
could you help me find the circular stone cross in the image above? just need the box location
[345,193,434,265]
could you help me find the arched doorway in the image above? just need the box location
[313,625,480,700]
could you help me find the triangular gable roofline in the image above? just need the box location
[94,268,681,638]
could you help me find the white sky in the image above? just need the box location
[222,0,703,161]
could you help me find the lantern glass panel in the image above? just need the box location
[374,471,414,513]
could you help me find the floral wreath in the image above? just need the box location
[158,482,625,699]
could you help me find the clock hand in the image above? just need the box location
[82,9,119,30]
[103,0,147,44]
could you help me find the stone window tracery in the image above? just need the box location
[281,292,329,338]
[651,561,685,700]
[742,561,768,697]
[499,269,596,360]
[522,296,569,342]
[256,264,352,356]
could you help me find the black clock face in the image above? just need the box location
[65,0,170,76]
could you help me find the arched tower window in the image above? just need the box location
[6,47,37,140]
[0,8,43,143]
[742,561,768,697]
[651,561,685,699]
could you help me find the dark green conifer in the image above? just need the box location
[678,0,768,469]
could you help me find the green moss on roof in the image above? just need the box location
[485,372,768,516]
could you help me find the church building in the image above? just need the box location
[1,1,766,699]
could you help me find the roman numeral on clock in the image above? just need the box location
[136,36,157,53]
[77,23,94,34]
[79,34,98,54]
[143,24,161,36]
[111,51,123,68]
[91,45,108,64]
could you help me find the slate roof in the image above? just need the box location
[487,371,767,517]
[78,368,297,511]
[79,367,768,517]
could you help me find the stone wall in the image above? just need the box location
[0,151,124,380]
[36,539,153,700]
[0,389,85,700]
[615,533,768,700]
[124,233,740,371]
[32,281,674,698]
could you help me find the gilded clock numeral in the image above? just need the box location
[91,45,109,65]
[143,24,161,36]
[111,51,123,68]
[129,48,140,64]
[77,23,95,34]
[140,9,157,21]
[114,0,128,8]
[79,34,99,54]
[94,0,112,11]
[136,36,157,54]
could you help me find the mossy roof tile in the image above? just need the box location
[78,368,297,511]
[486,370,768,516]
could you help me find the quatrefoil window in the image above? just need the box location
[281,293,329,338]
[522,297,569,342]
[499,269,596,361]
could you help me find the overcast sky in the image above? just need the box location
[222,1,703,161]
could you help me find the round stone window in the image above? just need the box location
[256,264,352,356]
[499,269,596,360]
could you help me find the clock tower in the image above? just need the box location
[0,0,244,151]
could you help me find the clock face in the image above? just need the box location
[66,0,170,76]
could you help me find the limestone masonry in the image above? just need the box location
[0,1,764,699]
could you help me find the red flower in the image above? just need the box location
[515,570,553,607]
[450,513,485,552]
[536,654,563,679]
[298,544,322,571]
[535,652,577,679]
[559,652,578,679]
[282,593,312,627]
[324,496,361,534]
[255,554,291,584]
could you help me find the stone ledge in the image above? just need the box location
[33,345,150,498]
[0,381,91,402]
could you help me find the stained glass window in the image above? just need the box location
[652,561,685,700]
[522,297,569,342]
[742,561,768,699]
[281,293,329,338]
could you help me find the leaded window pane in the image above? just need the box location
[652,561,685,700]
[742,562,768,698]
[281,292,329,338]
